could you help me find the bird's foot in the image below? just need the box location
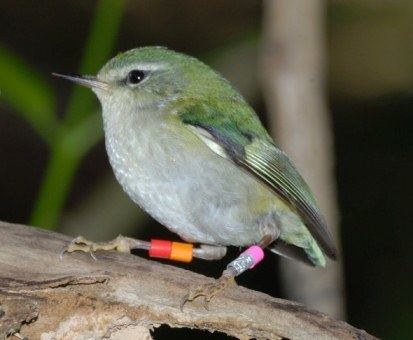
[180,270,235,311]
[6,328,28,340]
[60,235,133,260]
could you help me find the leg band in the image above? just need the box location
[226,245,264,276]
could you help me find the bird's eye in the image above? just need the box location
[126,70,146,85]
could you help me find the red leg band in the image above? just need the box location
[149,239,172,259]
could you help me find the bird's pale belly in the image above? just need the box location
[104,117,279,246]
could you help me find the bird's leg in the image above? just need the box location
[60,235,150,260]
[181,236,271,311]
[61,235,228,262]
[193,244,227,260]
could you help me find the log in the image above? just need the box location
[0,221,375,339]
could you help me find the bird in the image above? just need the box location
[54,46,337,309]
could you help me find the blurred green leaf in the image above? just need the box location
[64,112,104,159]
[30,0,124,229]
[0,44,57,143]
[64,0,125,128]
[30,135,80,229]
[30,113,103,229]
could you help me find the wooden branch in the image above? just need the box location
[0,221,375,339]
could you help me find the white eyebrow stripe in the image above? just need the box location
[117,62,168,74]
[134,62,168,71]
[106,63,168,81]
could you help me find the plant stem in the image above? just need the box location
[65,0,125,128]
[29,0,124,229]
[30,136,80,229]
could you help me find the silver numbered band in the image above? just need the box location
[227,253,254,276]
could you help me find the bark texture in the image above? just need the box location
[0,221,374,339]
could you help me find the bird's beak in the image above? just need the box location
[52,73,109,91]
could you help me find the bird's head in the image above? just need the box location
[54,46,242,113]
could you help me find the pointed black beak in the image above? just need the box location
[52,73,109,90]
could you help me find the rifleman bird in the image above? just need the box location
[55,46,337,309]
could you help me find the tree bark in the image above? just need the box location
[261,0,345,318]
[0,221,373,339]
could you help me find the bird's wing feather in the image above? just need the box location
[177,101,337,259]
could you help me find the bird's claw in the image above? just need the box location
[180,274,235,311]
[180,284,213,311]
[60,236,99,261]
[6,328,28,340]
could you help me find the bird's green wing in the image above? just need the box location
[177,101,337,260]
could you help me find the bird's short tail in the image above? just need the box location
[303,237,326,267]
[270,236,326,267]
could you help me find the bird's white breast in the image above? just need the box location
[101,104,278,246]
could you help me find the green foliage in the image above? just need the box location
[64,0,124,128]
[0,45,57,143]
[0,0,124,229]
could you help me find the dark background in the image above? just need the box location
[0,1,412,338]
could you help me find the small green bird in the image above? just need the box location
[55,46,337,307]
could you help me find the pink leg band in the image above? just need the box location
[244,245,265,268]
[227,245,265,276]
